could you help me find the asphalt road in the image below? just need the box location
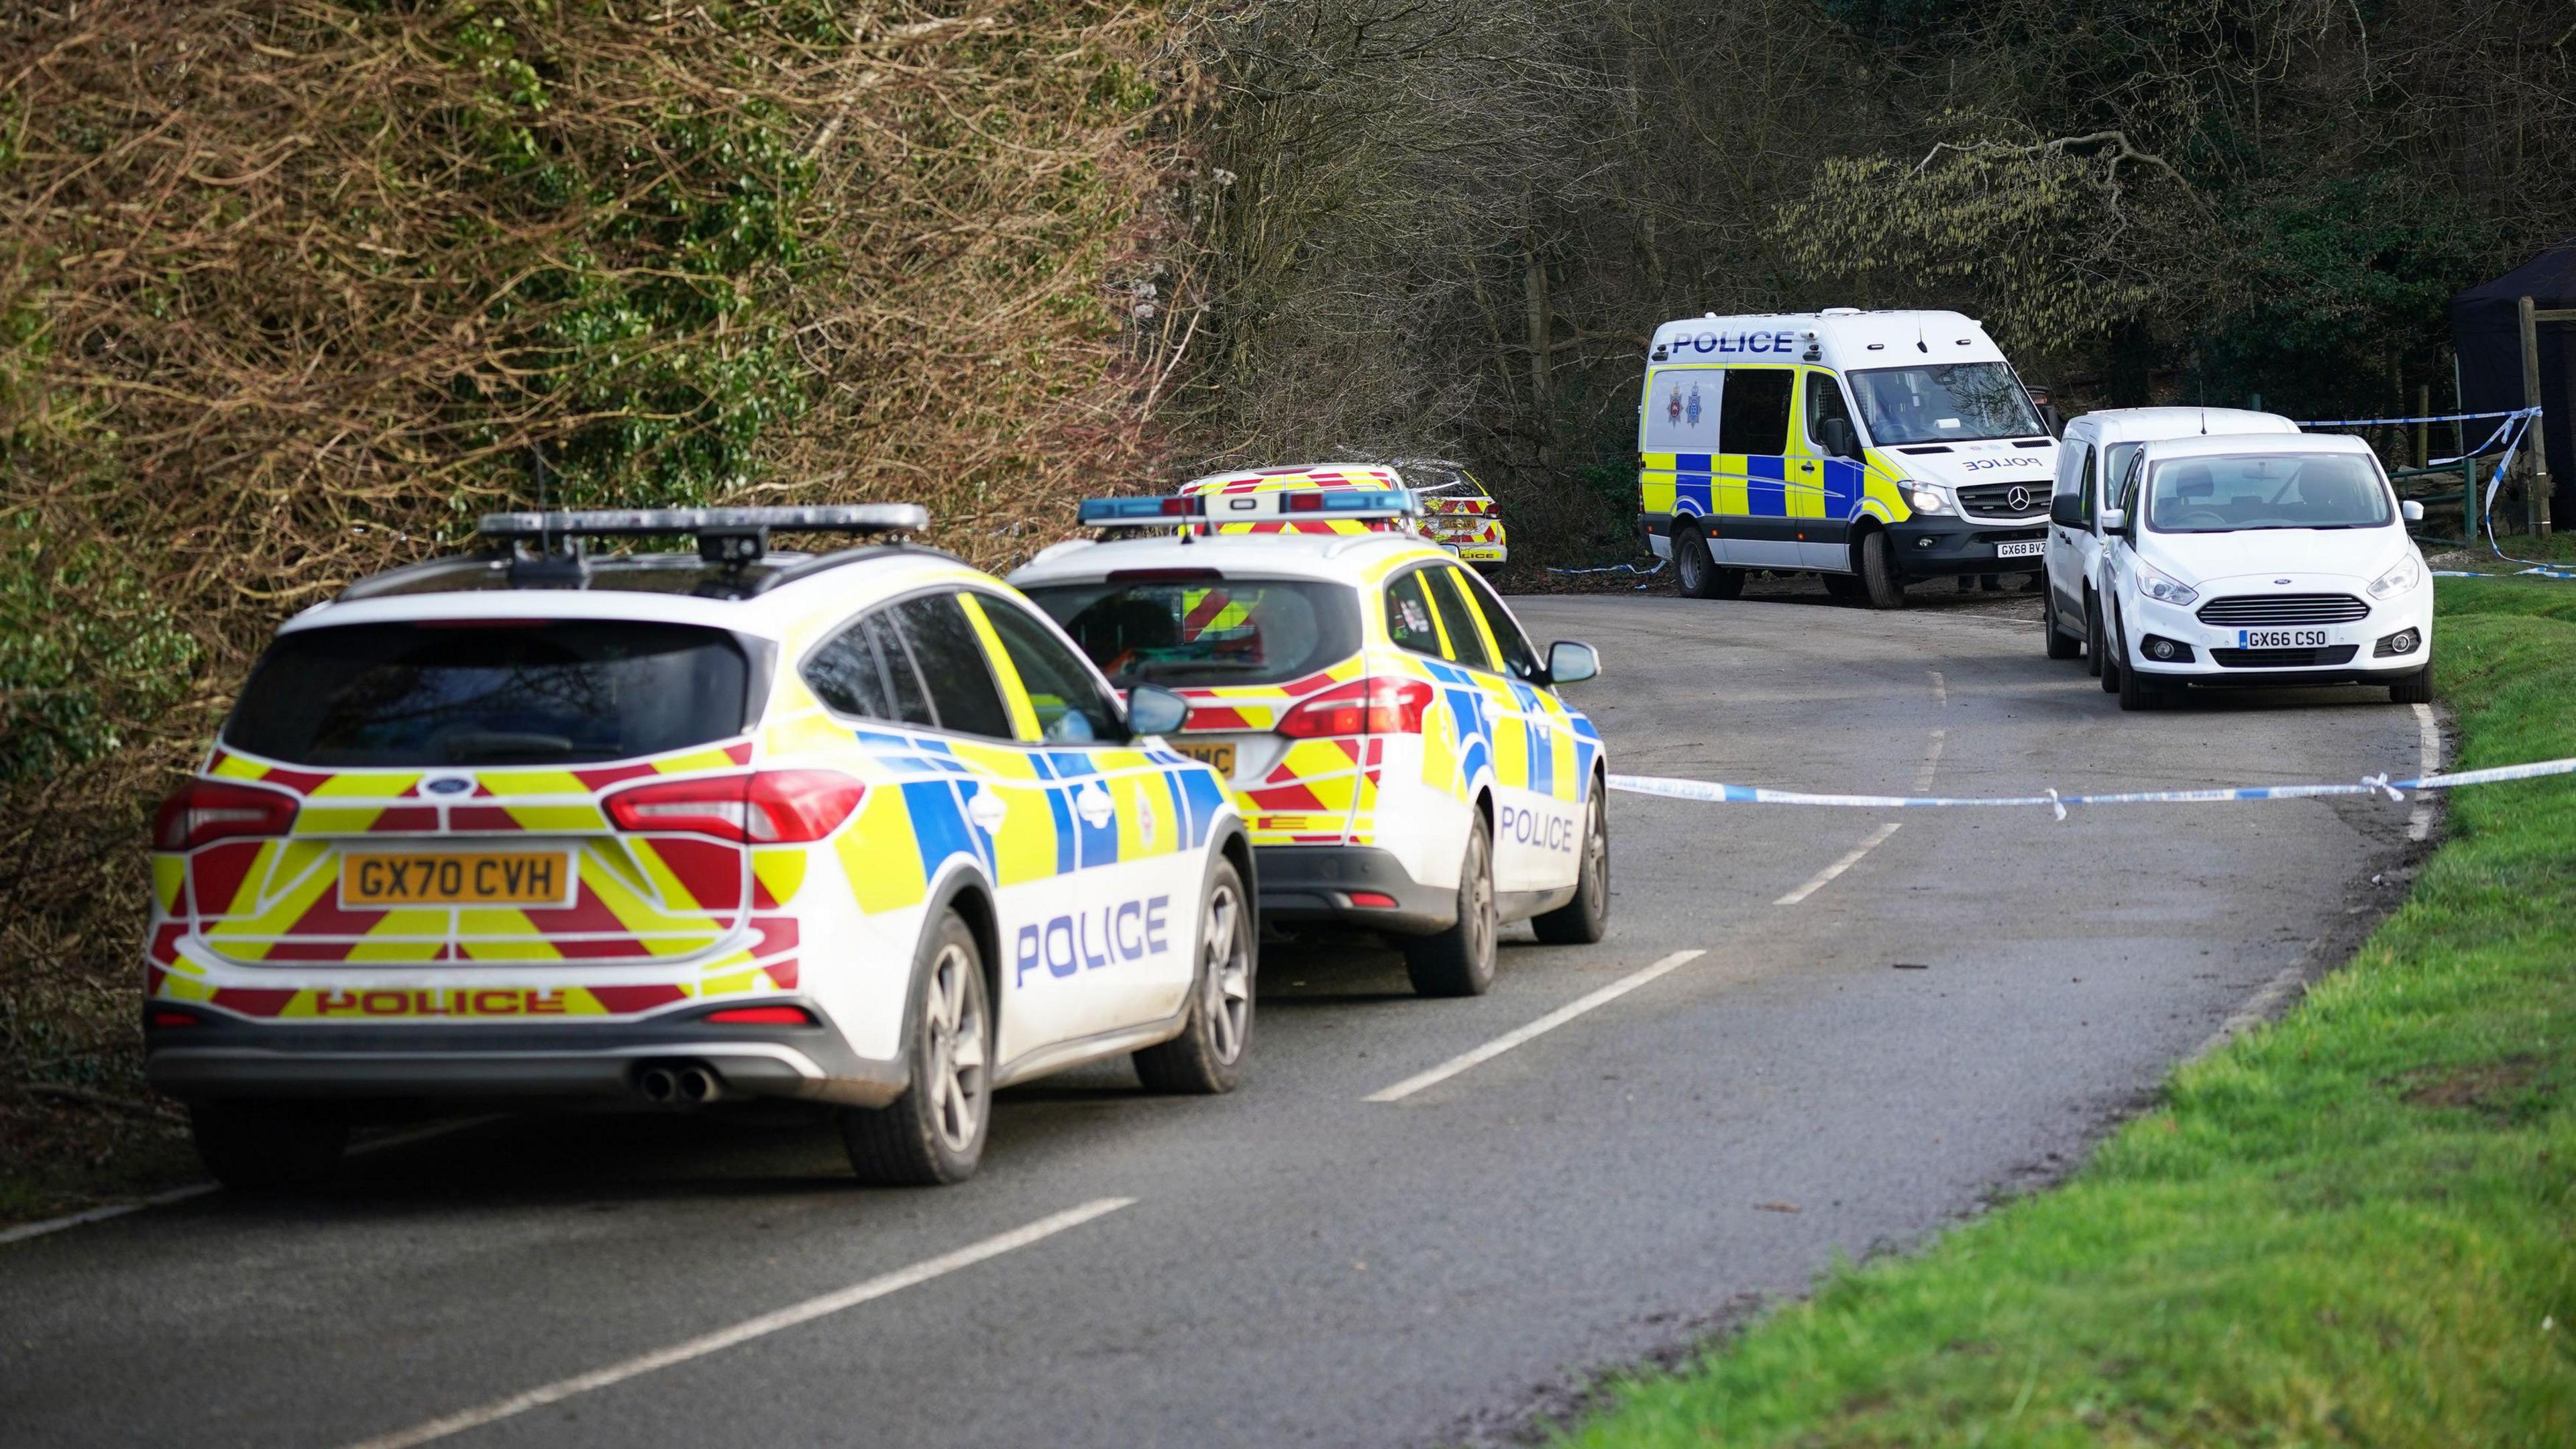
[1,587,2436,1448]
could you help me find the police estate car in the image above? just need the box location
[144,506,1252,1189]
[1178,462,1508,568]
[1010,489,1607,998]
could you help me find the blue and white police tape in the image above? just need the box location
[2295,407,2534,429]
[1548,559,1668,577]
[1607,755,2576,821]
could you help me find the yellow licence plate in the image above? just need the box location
[1174,741,1236,777]
[342,852,575,907]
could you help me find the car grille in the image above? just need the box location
[2195,594,2370,626]
[2210,645,2360,668]
[1955,481,2047,519]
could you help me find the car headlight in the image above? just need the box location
[1905,484,1951,515]
[2368,553,2424,600]
[2135,559,2198,606]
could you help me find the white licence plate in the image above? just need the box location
[1994,540,2044,559]
[2237,629,2331,649]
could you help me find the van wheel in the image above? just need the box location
[843,912,991,1185]
[2388,667,2433,705]
[1674,528,1743,600]
[189,1102,347,1191]
[1134,860,1253,1094]
[1858,531,1907,609]
[1532,788,1609,945]
[1405,815,1497,997]
[2043,588,2084,659]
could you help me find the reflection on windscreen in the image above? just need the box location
[1847,363,2042,445]
[1022,579,1361,689]
[2146,454,2394,533]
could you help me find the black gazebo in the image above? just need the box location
[2451,239,2576,521]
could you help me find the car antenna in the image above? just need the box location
[2199,409,2207,435]
[1916,318,1928,354]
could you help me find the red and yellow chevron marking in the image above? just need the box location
[1179,466,1419,539]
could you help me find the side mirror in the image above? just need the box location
[2049,493,2084,529]
[2401,499,2425,523]
[1818,417,1860,461]
[2098,506,2127,535]
[1545,640,1601,686]
[1126,684,1190,739]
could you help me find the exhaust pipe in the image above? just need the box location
[637,1066,678,1105]
[676,1065,723,1106]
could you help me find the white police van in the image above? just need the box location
[1638,309,2059,607]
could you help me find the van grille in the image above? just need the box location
[2194,594,2369,626]
[1955,481,2047,519]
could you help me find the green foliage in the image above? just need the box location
[0,515,199,784]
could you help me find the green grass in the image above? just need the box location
[1564,575,2576,1448]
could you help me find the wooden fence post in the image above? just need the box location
[2520,295,2554,537]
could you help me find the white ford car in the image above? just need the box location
[2094,434,2432,710]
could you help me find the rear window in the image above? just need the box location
[225,621,752,767]
[1021,578,1360,689]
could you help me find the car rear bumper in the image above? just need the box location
[143,1008,907,1108]
[1253,845,1455,934]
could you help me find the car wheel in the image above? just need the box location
[189,1102,348,1191]
[2092,594,2118,690]
[1133,859,1254,1093]
[843,911,991,1185]
[1405,814,1498,997]
[2389,666,2433,705]
[2114,608,2169,712]
[2043,587,2083,659]
[1858,530,1906,609]
[1532,786,1610,945]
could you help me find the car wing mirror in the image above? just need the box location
[1544,640,1601,686]
[2401,498,2425,523]
[2098,506,2127,535]
[2049,493,2084,529]
[1126,684,1191,738]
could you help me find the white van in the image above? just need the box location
[1638,309,2058,607]
[2042,408,2300,669]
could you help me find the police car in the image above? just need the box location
[1178,462,1508,568]
[143,506,1253,1189]
[1638,309,2059,606]
[1009,489,1607,998]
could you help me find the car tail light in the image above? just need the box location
[1346,891,1398,909]
[606,771,865,844]
[1276,678,1434,738]
[154,779,299,851]
[702,1005,818,1026]
[148,1010,201,1028]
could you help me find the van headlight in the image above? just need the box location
[1904,484,1951,515]
[2135,559,2199,606]
[2368,553,2424,600]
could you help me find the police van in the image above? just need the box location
[1638,309,2059,606]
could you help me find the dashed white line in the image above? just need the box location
[1927,669,1948,707]
[1365,949,1707,1103]
[1913,729,1947,792]
[2407,702,2440,842]
[1774,822,1902,907]
[341,1197,1136,1449]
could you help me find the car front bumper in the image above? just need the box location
[2123,586,2432,684]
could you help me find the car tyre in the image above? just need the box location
[1405,814,1498,997]
[2388,666,2433,705]
[2113,608,2170,712]
[1133,859,1254,1094]
[2042,587,2083,659]
[1858,530,1907,609]
[843,911,991,1186]
[1532,786,1610,945]
[189,1102,348,1191]
[2092,594,2118,690]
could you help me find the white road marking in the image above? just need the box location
[1774,822,1902,906]
[1913,729,1947,792]
[2407,702,2440,842]
[1927,669,1948,706]
[1365,949,1707,1103]
[342,1197,1136,1449]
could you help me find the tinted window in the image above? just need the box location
[1024,578,1362,690]
[1456,570,1542,681]
[982,599,1128,744]
[2106,443,2145,508]
[1804,372,1860,458]
[1423,567,1494,670]
[804,610,934,727]
[2145,453,2395,533]
[2079,447,2098,523]
[1386,570,1442,657]
[225,621,749,767]
[1847,363,2043,445]
[1718,368,1793,455]
[892,593,1014,739]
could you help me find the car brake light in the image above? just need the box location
[606,771,865,844]
[1284,492,1326,513]
[154,779,299,851]
[702,1005,818,1026]
[1346,891,1398,909]
[1276,678,1434,738]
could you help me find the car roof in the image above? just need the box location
[2136,431,2379,462]
[2068,407,2300,442]
[1006,530,1452,589]
[1181,464,1403,492]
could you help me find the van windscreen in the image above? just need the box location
[1847,362,2043,445]
[224,621,751,767]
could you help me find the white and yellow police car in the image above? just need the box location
[142,506,1252,1189]
[1638,309,2060,606]
[1175,462,1509,568]
[1010,489,1607,998]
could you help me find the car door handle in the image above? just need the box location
[1073,783,1114,830]
[967,791,1007,833]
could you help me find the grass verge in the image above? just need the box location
[1564,574,2576,1446]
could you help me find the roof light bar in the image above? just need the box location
[1077,489,1424,529]
[1077,496,1206,526]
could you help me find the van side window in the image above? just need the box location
[2051,439,2090,509]
[1642,369,1721,452]
[1804,372,1861,459]
[2106,443,2144,508]
[1719,368,1793,455]
[2079,447,2098,523]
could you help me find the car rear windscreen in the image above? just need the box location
[1021,578,1360,689]
[225,621,751,767]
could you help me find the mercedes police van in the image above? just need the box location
[1638,309,2059,607]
